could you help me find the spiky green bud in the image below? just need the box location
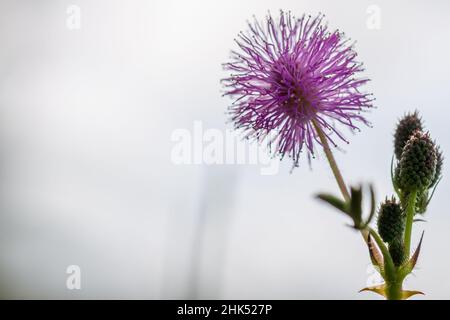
[394,111,423,159]
[377,198,404,244]
[389,239,406,267]
[398,131,437,192]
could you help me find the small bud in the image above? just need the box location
[398,131,437,192]
[377,197,404,244]
[389,239,406,267]
[394,111,423,159]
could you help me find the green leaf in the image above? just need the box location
[350,186,362,225]
[363,184,376,229]
[316,193,349,214]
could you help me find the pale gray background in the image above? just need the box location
[0,0,449,299]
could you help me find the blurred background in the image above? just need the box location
[0,0,449,299]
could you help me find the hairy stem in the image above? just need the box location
[312,119,350,202]
[404,191,418,258]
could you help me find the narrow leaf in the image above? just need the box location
[390,155,395,185]
[364,184,376,227]
[391,155,401,196]
[426,177,442,207]
[367,234,384,276]
[359,284,387,298]
[401,290,424,300]
[409,231,425,270]
[316,193,348,214]
[400,231,425,277]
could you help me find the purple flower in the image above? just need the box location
[222,11,374,167]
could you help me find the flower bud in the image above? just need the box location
[377,197,404,244]
[394,111,423,159]
[389,239,406,267]
[398,131,437,192]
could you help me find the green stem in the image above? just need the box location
[312,119,350,202]
[386,281,403,300]
[369,227,404,300]
[404,191,418,258]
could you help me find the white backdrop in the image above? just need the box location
[0,0,449,299]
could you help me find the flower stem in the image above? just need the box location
[312,119,350,202]
[404,191,418,258]
[312,119,370,244]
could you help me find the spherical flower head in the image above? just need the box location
[398,131,437,192]
[377,197,404,244]
[394,111,423,160]
[389,239,406,267]
[222,11,373,166]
